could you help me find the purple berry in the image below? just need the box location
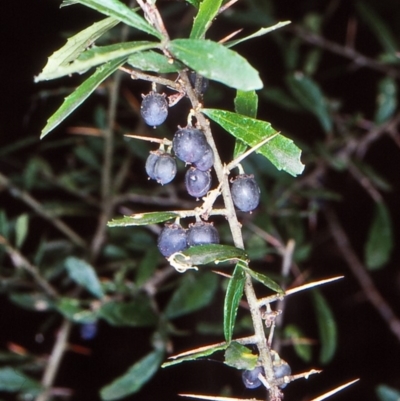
[146,151,177,185]
[273,361,291,389]
[231,174,260,212]
[185,168,211,198]
[172,127,209,164]
[187,222,219,246]
[242,366,264,389]
[140,92,168,126]
[194,144,214,171]
[157,223,188,257]
[145,152,159,180]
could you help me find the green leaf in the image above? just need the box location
[224,342,257,370]
[284,324,312,363]
[9,293,52,312]
[99,298,157,327]
[365,202,393,270]
[242,265,284,294]
[164,272,218,319]
[40,57,126,139]
[128,50,181,73]
[65,256,104,298]
[224,263,245,342]
[136,248,160,286]
[108,211,180,227]
[162,343,228,368]
[100,349,164,400]
[376,384,400,401]
[203,108,304,176]
[169,244,248,272]
[36,41,157,81]
[56,298,97,323]
[286,72,332,133]
[374,77,397,124]
[74,0,162,39]
[261,86,303,111]
[15,214,29,248]
[234,90,258,158]
[356,2,399,60]
[311,289,337,364]
[190,0,223,39]
[34,17,119,82]
[0,367,42,395]
[168,39,263,91]
[227,21,291,48]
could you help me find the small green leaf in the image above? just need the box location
[0,367,42,395]
[171,244,248,271]
[224,263,245,342]
[374,76,397,124]
[190,0,223,39]
[261,86,303,111]
[227,21,291,48]
[234,90,258,158]
[34,17,119,82]
[164,272,218,319]
[99,298,157,327]
[312,289,337,364]
[365,202,393,270]
[108,211,179,227]
[242,265,284,294]
[286,72,332,133]
[136,248,160,286]
[168,39,263,91]
[203,108,304,176]
[65,256,104,298]
[37,41,157,81]
[15,214,29,248]
[376,384,400,401]
[10,293,52,312]
[128,50,181,73]
[40,57,126,139]
[74,0,162,39]
[162,343,228,368]
[100,349,164,400]
[224,342,257,370]
[284,324,312,363]
[56,298,97,323]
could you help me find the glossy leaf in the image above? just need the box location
[15,213,28,248]
[162,343,228,368]
[233,90,258,158]
[171,244,248,269]
[374,76,397,124]
[37,41,157,81]
[224,262,245,342]
[284,324,312,362]
[73,0,162,39]
[168,39,263,91]
[186,0,200,7]
[34,17,119,82]
[190,0,223,39]
[0,367,42,395]
[224,342,257,370]
[286,72,332,133]
[65,256,104,298]
[164,272,218,319]
[312,289,337,364]
[365,202,393,270]
[108,211,179,227]
[98,298,157,327]
[376,384,400,401]
[227,21,291,48]
[203,108,304,176]
[128,50,181,73]
[41,57,126,139]
[242,265,284,294]
[100,349,164,400]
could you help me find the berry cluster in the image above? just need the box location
[157,221,219,257]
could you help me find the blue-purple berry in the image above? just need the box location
[157,224,188,257]
[194,144,214,171]
[185,167,211,198]
[187,221,219,246]
[141,92,168,127]
[173,127,209,164]
[231,174,260,212]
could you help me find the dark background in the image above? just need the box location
[1,1,400,400]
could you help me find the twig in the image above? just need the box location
[0,235,59,298]
[324,207,400,342]
[0,172,87,249]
